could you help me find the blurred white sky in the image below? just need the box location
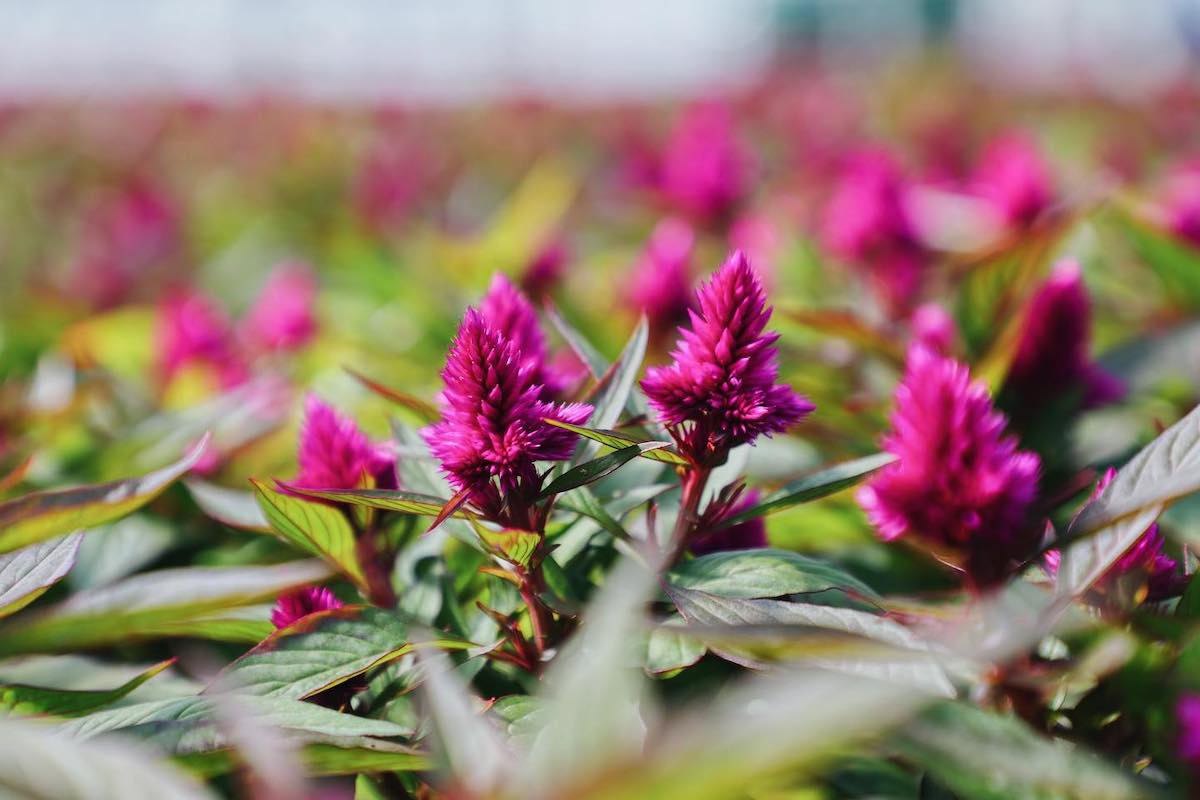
[0,0,1195,104]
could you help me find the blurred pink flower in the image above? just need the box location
[353,138,433,232]
[271,586,343,629]
[293,394,395,491]
[858,344,1041,588]
[970,132,1054,229]
[911,303,957,355]
[1178,694,1200,763]
[1159,160,1200,247]
[157,289,246,388]
[642,251,813,466]
[627,218,695,342]
[241,263,318,352]
[520,238,568,300]
[659,102,752,225]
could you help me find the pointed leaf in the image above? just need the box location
[720,453,896,526]
[586,316,649,431]
[287,486,453,517]
[428,486,473,533]
[0,532,83,619]
[252,480,366,590]
[667,549,880,602]
[543,419,687,466]
[0,658,174,717]
[0,437,208,553]
[178,740,430,779]
[345,366,440,422]
[541,442,669,498]
[185,479,270,531]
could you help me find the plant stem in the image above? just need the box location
[518,568,551,668]
[667,466,711,564]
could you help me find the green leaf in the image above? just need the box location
[0,717,218,799]
[541,442,669,498]
[0,658,173,717]
[668,548,880,602]
[134,607,274,644]
[0,438,208,553]
[0,560,331,656]
[543,419,687,466]
[476,526,542,568]
[1121,209,1200,309]
[185,479,270,531]
[546,302,610,379]
[491,695,548,744]
[585,316,648,431]
[720,453,896,526]
[1059,400,1200,598]
[284,486,456,517]
[215,606,471,701]
[345,366,440,422]
[644,617,706,675]
[252,480,367,590]
[177,740,430,779]
[0,531,82,618]
[555,486,630,539]
[894,702,1156,800]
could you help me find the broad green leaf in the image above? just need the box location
[285,486,455,517]
[586,316,648,431]
[1059,400,1200,598]
[0,658,173,717]
[0,560,331,656]
[70,515,177,590]
[185,479,270,531]
[541,442,669,498]
[0,531,82,618]
[720,453,896,526]
[543,419,687,466]
[216,606,471,700]
[135,606,274,644]
[895,702,1155,800]
[252,480,367,590]
[179,741,430,779]
[0,717,217,800]
[491,695,548,745]
[476,526,541,568]
[667,549,880,602]
[0,437,207,553]
[556,486,630,539]
[644,617,706,675]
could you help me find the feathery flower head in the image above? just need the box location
[271,586,343,629]
[627,217,695,341]
[479,274,574,399]
[425,308,591,522]
[294,395,396,491]
[822,148,927,315]
[157,288,246,389]
[858,344,1041,588]
[1044,469,1182,602]
[641,251,813,466]
[690,490,768,556]
[242,263,317,352]
[971,131,1054,228]
[1004,260,1125,417]
[659,101,751,225]
[1178,694,1200,763]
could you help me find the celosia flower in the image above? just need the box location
[659,102,751,225]
[293,395,396,491]
[1178,694,1200,763]
[642,252,814,466]
[353,138,434,232]
[970,132,1054,229]
[690,490,768,556]
[271,586,343,629]
[1159,161,1200,247]
[1044,469,1182,602]
[627,217,695,341]
[157,289,246,389]
[520,238,567,300]
[424,308,591,523]
[857,344,1041,588]
[911,303,957,355]
[242,263,317,352]
[822,148,927,315]
[1003,261,1125,420]
[479,274,575,399]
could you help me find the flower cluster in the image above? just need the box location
[479,274,579,400]
[858,344,1041,588]
[642,251,813,466]
[293,394,396,491]
[425,306,591,526]
[627,217,695,342]
[970,131,1054,230]
[658,102,751,225]
[271,586,343,629]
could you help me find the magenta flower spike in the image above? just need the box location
[157,288,246,389]
[971,131,1054,229]
[478,274,574,400]
[1004,260,1125,416]
[1161,161,1200,247]
[627,217,696,342]
[242,262,318,352]
[659,101,751,225]
[858,344,1041,588]
[293,394,396,491]
[911,303,958,355]
[1178,694,1200,763]
[271,586,343,629]
[642,251,814,466]
[1044,468,1182,602]
[424,308,591,525]
[520,238,568,300]
[690,490,768,556]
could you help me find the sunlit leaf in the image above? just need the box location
[720,454,896,526]
[475,526,541,568]
[0,437,208,553]
[179,740,430,779]
[644,617,706,675]
[543,419,687,466]
[284,486,454,517]
[541,442,669,498]
[0,532,82,619]
[185,479,270,532]
[667,549,880,602]
[0,560,331,656]
[252,480,367,590]
[0,658,173,717]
